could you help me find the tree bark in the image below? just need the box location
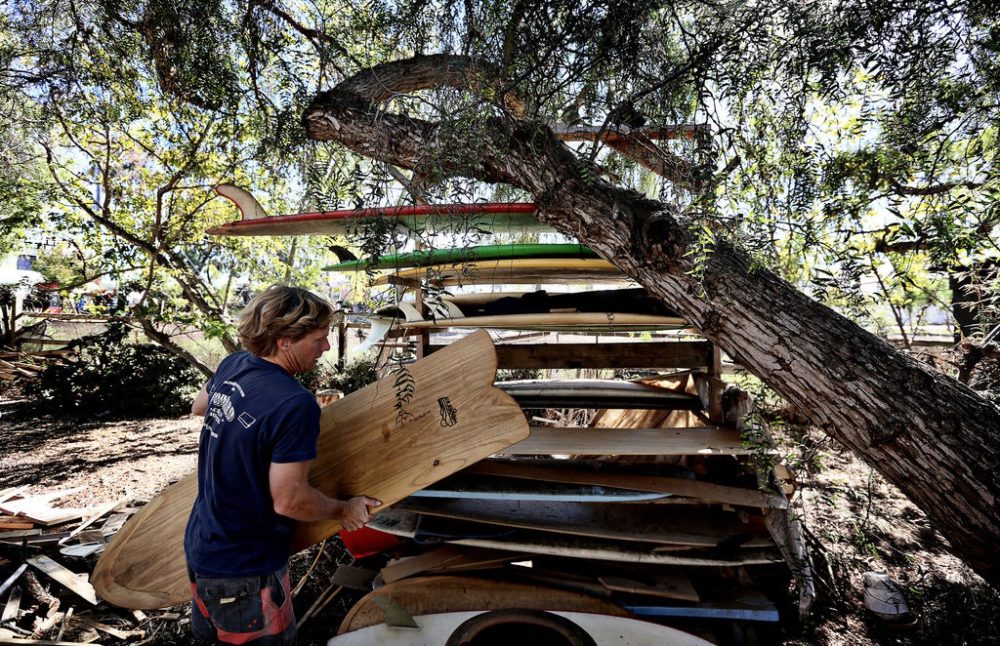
[303,55,1000,588]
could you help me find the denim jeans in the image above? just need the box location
[190,566,296,645]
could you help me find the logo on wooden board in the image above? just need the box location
[438,397,458,427]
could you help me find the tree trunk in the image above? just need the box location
[302,55,1000,588]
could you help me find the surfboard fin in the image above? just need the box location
[215,184,270,220]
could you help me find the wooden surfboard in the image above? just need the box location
[409,473,670,502]
[498,379,703,409]
[210,184,550,236]
[401,312,688,331]
[393,498,773,547]
[325,243,598,271]
[91,331,530,609]
[373,258,627,286]
[336,575,630,635]
[330,610,715,645]
[368,510,783,567]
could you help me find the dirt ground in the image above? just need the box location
[1,394,998,645]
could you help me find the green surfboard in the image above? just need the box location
[324,243,598,272]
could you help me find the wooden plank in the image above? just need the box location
[26,556,98,606]
[0,520,34,531]
[0,586,21,622]
[0,489,86,526]
[0,532,71,546]
[465,460,786,509]
[439,341,712,370]
[504,426,760,456]
[58,500,122,546]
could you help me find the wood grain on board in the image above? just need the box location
[337,575,629,635]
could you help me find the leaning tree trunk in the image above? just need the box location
[303,54,1000,588]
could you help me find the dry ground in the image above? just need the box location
[1,394,998,645]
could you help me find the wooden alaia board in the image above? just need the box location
[91,330,529,609]
[394,498,773,547]
[337,575,629,635]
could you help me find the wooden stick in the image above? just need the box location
[0,564,27,599]
[296,583,341,630]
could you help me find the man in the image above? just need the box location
[185,285,380,645]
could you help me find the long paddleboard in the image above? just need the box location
[325,243,598,271]
[394,498,773,547]
[91,331,529,609]
[329,610,714,646]
[337,575,630,635]
[210,184,550,236]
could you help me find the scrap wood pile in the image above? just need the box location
[0,487,178,645]
[0,350,72,384]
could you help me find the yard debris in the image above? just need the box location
[0,492,183,644]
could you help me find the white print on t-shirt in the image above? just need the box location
[204,380,246,437]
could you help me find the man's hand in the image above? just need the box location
[338,496,381,532]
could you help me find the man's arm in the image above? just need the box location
[269,460,380,531]
[192,384,209,416]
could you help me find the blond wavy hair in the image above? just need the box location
[237,285,336,357]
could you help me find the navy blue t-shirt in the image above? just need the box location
[184,351,320,577]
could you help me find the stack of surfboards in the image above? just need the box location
[339,373,788,641]
[205,187,797,640]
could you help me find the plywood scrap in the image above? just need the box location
[0,487,28,506]
[26,557,97,606]
[0,490,86,527]
[0,519,34,532]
